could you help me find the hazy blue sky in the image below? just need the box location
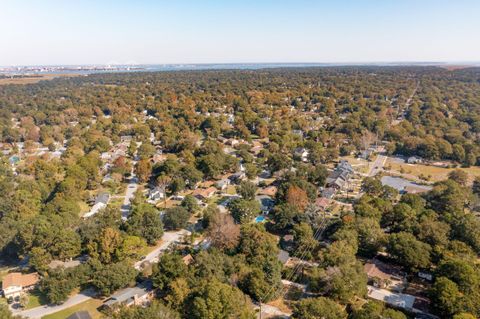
[1,0,479,65]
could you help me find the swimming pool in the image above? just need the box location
[255,216,266,223]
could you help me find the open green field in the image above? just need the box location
[385,158,480,183]
[41,299,103,319]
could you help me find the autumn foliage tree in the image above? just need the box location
[286,185,309,211]
[207,213,240,251]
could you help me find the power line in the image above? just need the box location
[258,213,329,308]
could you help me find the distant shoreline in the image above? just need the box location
[1,62,480,76]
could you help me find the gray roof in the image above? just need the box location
[103,285,150,307]
[321,187,336,199]
[67,311,92,319]
[277,250,290,264]
[95,192,110,205]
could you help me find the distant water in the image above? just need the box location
[0,62,463,75]
[0,63,344,75]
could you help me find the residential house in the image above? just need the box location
[67,311,92,319]
[280,235,295,252]
[1,272,39,299]
[257,186,277,197]
[293,147,309,162]
[256,195,275,213]
[277,250,291,265]
[315,197,331,210]
[182,254,194,266]
[192,187,217,200]
[229,171,246,183]
[407,156,423,164]
[326,160,354,190]
[197,180,215,189]
[292,129,304,137]
[321,187,336,199]
[364,259,405,291]
[147,186,165,202]
[83,192,110,218]
[215,178,230,191]
[250,145,264,155]
[418,271,433,282]
[102,283,154,310]
[359,148,374,160]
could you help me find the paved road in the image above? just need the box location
[368,154,387,177]
[393,81,419,126]
[121,168,138,220]
[15,289,96,319]
[17,229,188,318]
[255,303,291,318]
[134,229,190,269]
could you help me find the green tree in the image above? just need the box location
[113,301,180,319]
[125,203,163,245]
[387,232,431,271]
[228,199,260,224]
[350,300,407,319]
[321,261,368,303]
[236,180,257,200]
[448,169,468,186]
[163,206,190,230]
[91,261,137,296]
[189,279,254,319]
[181,195,200,214]
[151,253,188,291]
[429,277,463,317]
[291,297,347,319]
[116,235,147,261]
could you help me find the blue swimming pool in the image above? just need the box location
[255,216,266,223]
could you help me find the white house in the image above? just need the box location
[83,192,110,218]
[407,156,423,164]
[2,272,39,299]
[294,147,309,162]
[147,186,165,203]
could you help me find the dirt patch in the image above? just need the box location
[0,74,79,85]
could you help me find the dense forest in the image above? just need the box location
[1,66,480,319]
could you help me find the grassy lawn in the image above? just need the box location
[108,197,124,208]
[385,159,480,183]
[138,239,163,257]
[25,289,48,309]
[77,201,90,215]
[41,299,103,319]
[225,185,237,195]
[339,156,370,174]
[0,267,11,282]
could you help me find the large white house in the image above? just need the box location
[1,272,39,299]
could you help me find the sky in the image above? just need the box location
[1,0,479,66]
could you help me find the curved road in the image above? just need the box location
[14,289,96,319]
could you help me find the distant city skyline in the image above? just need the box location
[1,0,479,66]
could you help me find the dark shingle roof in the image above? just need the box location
[67,311,92,319]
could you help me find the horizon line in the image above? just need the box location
[2,61,480,68]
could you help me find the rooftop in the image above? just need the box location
[2,272,39,290]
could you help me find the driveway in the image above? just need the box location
[134,229,190,269]
[15,288,96,319]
